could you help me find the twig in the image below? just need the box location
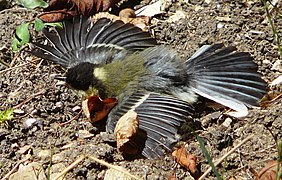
[87,155,141,180]
[0,59,38,74]
[54,155,141,180]
[199,134,254,179]
[0,58,10,68]
[261,0,282,60]
[54,155,86,180]
[13,90,46,109]
[59,109,83,126]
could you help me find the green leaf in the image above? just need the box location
[35,18,63,32]
[12,22,30,52]
[0,108,13,123]
[18,0,48,9]
[35,18,45,32]
[45,22,63,29]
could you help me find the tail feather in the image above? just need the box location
[194,52,255,68]
[31,16,156,68]
[186,43,267,112]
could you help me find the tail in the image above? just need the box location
[186,43,267,113]
[31,16,157,68]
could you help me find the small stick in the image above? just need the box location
[88,155,141,180]
[54,155,86,180]
[54,155,141,180]
[13,90,46,109]
[59,109,82,126]
[0,59,39,74]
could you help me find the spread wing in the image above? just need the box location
[31,16,157,68]
[106,91,193,158]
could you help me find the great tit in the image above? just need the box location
[31,16,267,158]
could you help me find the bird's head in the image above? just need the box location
[66,62,96,91]
[58,62,106,97]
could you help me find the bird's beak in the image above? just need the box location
[54,75,67,81]
[53,75,68,87]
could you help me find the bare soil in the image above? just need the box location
[0,0,281,179]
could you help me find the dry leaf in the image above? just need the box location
[114,110,139,154]
[119,8,136,18]
[39,0,122,22]
[256,160,281,180]
[260,91,282,107]
[172,146,198,174]
[82,95,117,123]
[93,12,150,31]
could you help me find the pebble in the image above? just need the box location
[201,111,221,127]
[72,105,81,112]
[13,109,25,115]
[271,60,282,71]
[262,59,271,64]
[18,145,32,154]
[37,149,51,160]
[217,22,224,29]
[23,118,37,129]
[76,130,94,139]
[55,102,64,108]
[0,92,7,98]
[11,143,19,149]
[52,152,66,164]
[222,117,232,128]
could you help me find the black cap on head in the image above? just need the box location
[66,62,96,91]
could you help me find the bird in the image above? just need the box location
[30,16,267,158]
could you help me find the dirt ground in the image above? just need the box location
[0,0,282,179]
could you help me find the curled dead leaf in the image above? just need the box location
[119,8,136,18]
[82,96,117,123]
[39,10,76,22]
[39,0,122,22]
[255,160,281,180]
[93,12,150,31]
[260,91,282,107]
[114,110,139,154]
[172,146,198,174]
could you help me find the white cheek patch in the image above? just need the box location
[93,67,107,81]
[170,87,198,103]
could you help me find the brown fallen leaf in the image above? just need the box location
[255,160,281,180]
[92,12,150,31]
[119,8,136,18]
[114,110,139,154]
[39,0,122,22]
[82,95,117,123]
[172,145,198,174]
[260,91,282,107]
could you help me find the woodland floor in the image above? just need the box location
[0,0,282,179]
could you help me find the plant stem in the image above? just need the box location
[261,0,282,60]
